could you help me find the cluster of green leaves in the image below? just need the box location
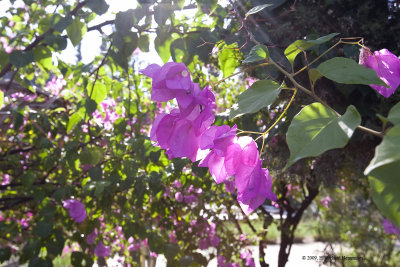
[227,30,400,232]
[0,0,260,266]
[1,0,400,266]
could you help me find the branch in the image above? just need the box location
[0,1,87,78]
[0,196,33,211]
[87,20,115,33]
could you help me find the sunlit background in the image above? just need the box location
[0,0,204,66]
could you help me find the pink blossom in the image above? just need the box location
[45,76,65,96]
[140,62,192,102]
[198,238,209,250]
[382,219,400,235]
[169,231,177,243]
[245,77,258,89]
[320,196,332,208]
[0,37,13,53]
[184,195,197,204]
[86,229,98,245]
[94,241,110,257]
[209,235,220,247]
[175,192,183,202]
[172,180,182,188]
[1,174,11,186]
[361,48,400,98]
[240,250,255,267]
[224,179,236,194]
[63,199,87,223]
[198,125,237,183]
[236,159,277,215]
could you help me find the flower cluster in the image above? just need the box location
[382,219,400,236]
[360,48,400,98]
[141,62,276,214]
[92,98,125,131]
[63,199,87,223]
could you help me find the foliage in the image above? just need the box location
[0,0,399,267]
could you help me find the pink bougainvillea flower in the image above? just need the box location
[150,107,214,162]
[178,84,216,116]
[63,199,87,223]
[320,196,332,208]
[198,238,209,250]
[236,159,277,215]
[94,241,111,257]
[240,250,256,267]
[225,136,259,178]
[140,62,192,102]
[199,125,237,183]
[45,76,65,96]
[382,219,400,235]
[174,192,183,202]
[361,48,400,98]
[209,235,221,247]
[86,229,98,245]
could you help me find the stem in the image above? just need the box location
[293,41,342,77]
[293,39,363,77]
[357,125,383,138]
[263,88,297,135]
[212,62,270,88]
[270,58,384,138]
[257,88,297,154]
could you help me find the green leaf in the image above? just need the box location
[0,51,8,70]
[218,42,241,77]
[86,0,109,15]
[89,166,102,181]
[34,221,53,238]
[364,125,400,175]
[229,80,281,119]
[0,90,3,109]
[115,10,134,34]
[154,4,174,25]
[155,36,172,63]
[0,247,11,263]
[165,243,180,260]
[315,57,388,87]
[89,83,107,104]
[196,0,217,14]
[21,239,40,263]
[67,112,84,133]
[85,98,97,116]
[21,172,36,187]
[44,35,68,51]
[80,147,104,165]
[170,38,191,64]
[309,68,323,84]
[94,180,112,197]
[369,161,400,229]
[53,15,73,32]
[286,103,361,168]
[138,34,150,52]
[243,44,269,63]
[28,257,53,267]
[71,251,94,267]
[388,102,400,125]
[33,47,53,70]
[67,18,87,46]
[284,33,339,64]
[245,4,273,18]
[9,50,34,67]
[114,31,138,57]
